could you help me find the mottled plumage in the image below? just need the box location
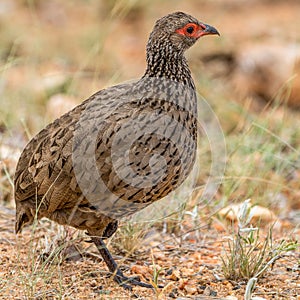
[14,12,219,289]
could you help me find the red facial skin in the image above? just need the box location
[176,23,211,39]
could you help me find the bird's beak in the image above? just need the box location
[198,23,220,37]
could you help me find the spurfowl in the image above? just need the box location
[14,12,219,290]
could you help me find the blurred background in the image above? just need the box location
[1,0,299,215]
[0,0,299,298]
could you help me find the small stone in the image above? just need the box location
[203,286,217,297]
[184,284,197,295]
[181,267,195,276]
[218,201,276,225]
[90,279,97,287]
[166,269,180,281]
[131,265,152,280]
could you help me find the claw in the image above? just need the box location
[114,270,154,289]
[91,236,154,290]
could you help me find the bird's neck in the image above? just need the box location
[143,42,195,89]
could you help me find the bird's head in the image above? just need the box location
[148,11,219,54]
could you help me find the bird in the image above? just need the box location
[14,11,219,290]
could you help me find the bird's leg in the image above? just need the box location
[90,236,154,290]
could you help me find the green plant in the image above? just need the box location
[221,199,299,281]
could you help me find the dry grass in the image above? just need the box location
[0,0,300,299]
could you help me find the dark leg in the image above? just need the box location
[90,236,154,290]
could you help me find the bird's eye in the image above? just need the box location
[186,26,194,34]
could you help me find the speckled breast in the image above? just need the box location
[73,78,198,219]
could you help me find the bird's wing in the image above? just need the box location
[14,82,132,208]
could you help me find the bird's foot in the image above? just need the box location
[90,236,155,290]
[113,269,154,290]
